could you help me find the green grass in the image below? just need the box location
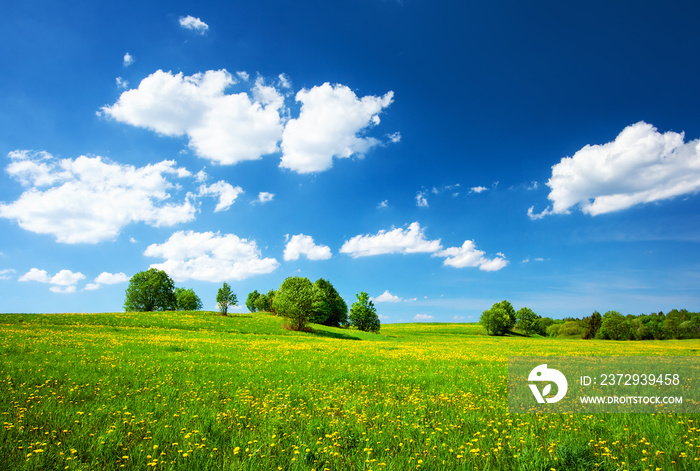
[1,311,698,470]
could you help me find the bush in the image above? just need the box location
[124,268,176,312]
[273,277,317,331]
[349,292,380,333]
[174,288,203,311]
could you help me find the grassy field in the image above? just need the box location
[1,311,699,470]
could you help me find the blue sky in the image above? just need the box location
[2,0,700,321]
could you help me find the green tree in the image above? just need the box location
[272,277,317,331]
[124,268,176,312]
[174,287,203,311]
[255,292,271,312]
[216,282,237,316]
[266,289,277,315]
[349,292,380,333]
[314,278,348,327]
[581,311,602,339]
[515,307,538,336]
[246,290,260,312]
[480,300,516,336]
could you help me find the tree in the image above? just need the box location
[266,290,277,315]
[174,287,203,311]
[124,268,176,312]
[314,278,348,327]
[216,282,237,316]
[581,311,602,339]
[480,300,516,336]
[515,307,538,336]
[349,292,380,333]
[273,277,317,331]
[255,292,271,312]
[246,290,260,312]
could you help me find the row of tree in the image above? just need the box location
[124,268,203,311]
[547,309,700,340]
[246,276,381,333]
[480,300,700,340]
[123,270,380,334]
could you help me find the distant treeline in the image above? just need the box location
[539,309,700,341]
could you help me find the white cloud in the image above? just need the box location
[529,122,700,219]
[256,191,275,204]
[433,240,509,271]
[19,268,85,293]
[387,132,402,143]
[0,269,15,280]
[116,77,129,89]
[0,151,196,243]
[198,181,243,212]
[280,83,394,173]
[18,268,50,283]
[179,15,209,34]
[95,272,130,284]
[123,53,134,67]
[84,272,130,291]
[373,290,401,303]
[283,234,332,261]
[414,314,434,321]
[415,190,429,207]
[102,69,285,165]
[470,186,488,194]
[377,199,388,208]
[144,230,279,282]
[340,222,442,258]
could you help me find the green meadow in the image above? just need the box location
[1,311,699,470]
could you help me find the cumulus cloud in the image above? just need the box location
[19,268,86,293]
[433,240,509,271]
[198,181,243,212]
[116,77,129,89]
[85,271,130,290]
[123,52,134,66]
[340,222,442,258]
[283,234,332,261]
[0,151,196,243]
[256,192,275,204]
[179,15,209,34]
[470,186,488,194]
[414,314,434,321]
[373,290,401,303]
[101,70,285,165]
[280,83,394,173]
[144,230,279,282]
[415,190,429,207]
[529,122,700,219]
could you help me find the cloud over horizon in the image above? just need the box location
[0,151,196,243]
[529,122,700,219]
[145,230,279,282]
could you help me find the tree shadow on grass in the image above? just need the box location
[310,329,362,341]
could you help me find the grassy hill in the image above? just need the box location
[1,311,699,470]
